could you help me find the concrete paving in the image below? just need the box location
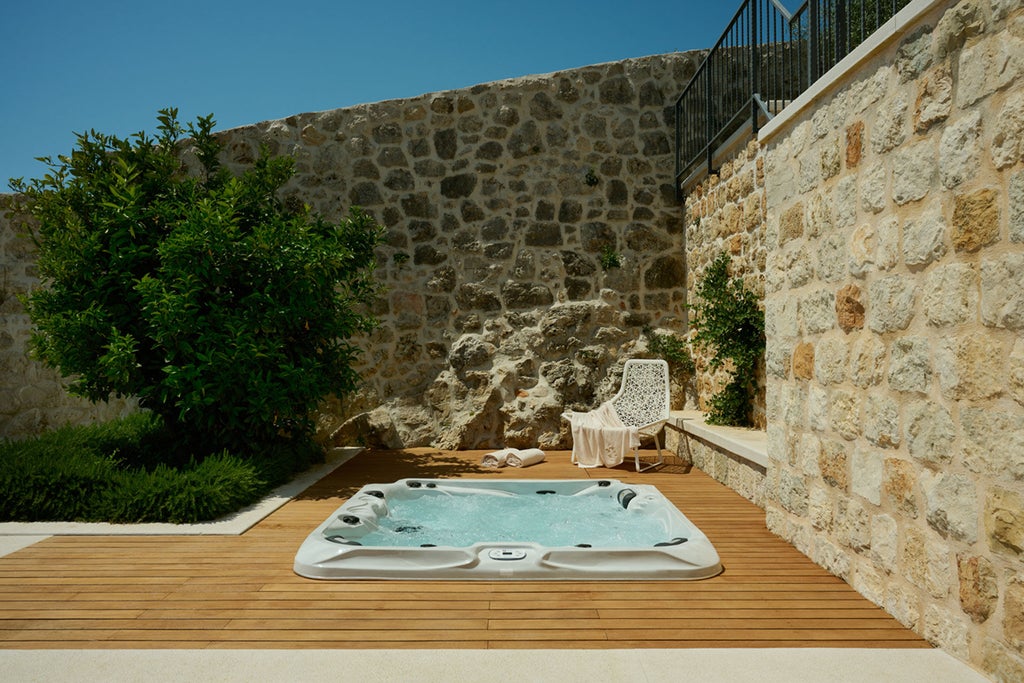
[0,648,990,682]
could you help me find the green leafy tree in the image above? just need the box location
[10,108,384,455]
[690,252,765,426]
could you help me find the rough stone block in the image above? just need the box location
[986,487,1024,558]
[924,603,969,659]
[778,202,804,246]
[892,139,935,204]
[828,389,862,441]
[849,223,878,276]
[981,254,1024,330]
[982,639,1024,683]
[922,263,978,327]
[871,94,908,154]
[905,399,954,465]
[819,438,849,490]
[952,188,1000,252]
[792,342,815,380]
[884,582,920,630]
[901,525,928,589]
[868,275,917,333]
[914,64,953,132]
[851,446,884,506]
[859,162,886,214]
[935,333,1005,401]
[902,209,948,266]
[845,121,864,168]
[835,284,865,333]
[814,337,847,385]
[817,232,849,282]
[1011,171,1024,243]
[957,554,998,623]
[1007,576,1024,656]
[778,468,809,515]
[849,335,886,388]
[870,513,898,572]
[800,289,835,334]
[808,485,833,530]
[887,336,932,394]
[923,471,979,543]
[939,110,981,188]
[1010,339,1024,407]
[962,407,1024,482]
[807,384,829,433]
[863,393,900,449]
[835,176,857,229]
[837,496,871,550]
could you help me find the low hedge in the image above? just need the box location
[0,413,320,523]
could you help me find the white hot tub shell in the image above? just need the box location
[293,478,723,580]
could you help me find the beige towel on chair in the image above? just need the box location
[506,448,545,468]
[568,402,639,468]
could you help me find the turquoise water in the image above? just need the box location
[351,491,672,548]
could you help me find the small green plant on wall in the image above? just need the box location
[690,252,765,427]
[599,245,622,270]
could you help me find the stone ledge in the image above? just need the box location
[668,410,768,470]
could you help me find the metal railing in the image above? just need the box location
[675,0,912,195]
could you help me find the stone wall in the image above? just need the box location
[0,52,706,446]
[684,139,769,428]
[762,0,1024,678]
[687,433,767,507]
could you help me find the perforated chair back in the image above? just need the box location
[610,359,671,430]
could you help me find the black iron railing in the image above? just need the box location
[675,0,912,194]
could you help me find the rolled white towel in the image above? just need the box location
[506,448,546,468]
[480,448,512,468]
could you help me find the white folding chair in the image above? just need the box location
[609,359,670,472]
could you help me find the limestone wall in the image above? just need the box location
[762,0,1024,677]
[0,52,706,447]
[684,140,769,428]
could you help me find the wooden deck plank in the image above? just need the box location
[0,449,930,650]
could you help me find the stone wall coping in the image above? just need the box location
[668,409,768,469]
[759,0,947,145]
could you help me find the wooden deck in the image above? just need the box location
[0,449,928,650]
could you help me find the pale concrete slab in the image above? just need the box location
[0,648,990,682]
[0,534,49,558]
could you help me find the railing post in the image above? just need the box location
[705,70,714,176]
[835,0,848,63]
[675,97,683,200]
[808,0,820,83]
[750,0,760,135]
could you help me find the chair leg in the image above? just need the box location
[634,433,664,472]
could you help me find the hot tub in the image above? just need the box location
[294,479,722,580]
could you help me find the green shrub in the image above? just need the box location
[9,108,384,456]
[643,327,696,376]
[690,252,765,427]
[97,453,264,523]
[0,415,275,523]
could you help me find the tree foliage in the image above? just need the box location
[10,108,384,454]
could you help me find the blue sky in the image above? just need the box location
[1,0,743,185]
